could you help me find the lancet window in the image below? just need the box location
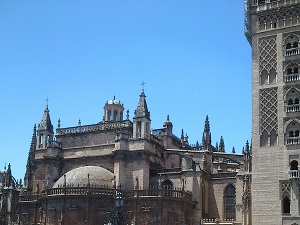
[224,184,236,220]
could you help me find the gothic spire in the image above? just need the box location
[219,136,225,152]
[38,105,53,132]
[5,163,12,187]
[134,90,150,119]
[245,140,250,153]
[25,124,37,190]
[181,129,184,141]
[202,115,212,151]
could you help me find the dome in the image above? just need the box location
[52,166,114,188]
[107,99,121,105]
[106,96,122,105]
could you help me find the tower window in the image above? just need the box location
[290,160,298,170]
[113,110,118,121]
[108,110,112,121]
[282,196,290,214]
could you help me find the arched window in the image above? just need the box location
[107,110,112,121]
[295,98,299,104]
[293,42,299,48]
[162,179,173,197]
[282,196,290,214]
[224,184,236,220]
[290,160,298,170]
[289,131,294,137]
[113,110,118,121]
[286,43,292,49]
[287,68,293,74]
[294,67,299,74]
[288,98,293,105]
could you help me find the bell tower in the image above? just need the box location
[245,0,300,224]
[133,89,151,139]
[36,105,53,149]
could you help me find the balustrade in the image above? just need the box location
[286,104,300,112]
[286,137,300,145]
[254,0,300,11]
[57,121,130,135]
[289,170,300,178]
[284,73,300,82]
[201,218,235,225]
[284,47,300,56]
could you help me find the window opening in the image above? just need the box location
[283,196,290,214]
[224,184,236,220]
[290,160,298,170]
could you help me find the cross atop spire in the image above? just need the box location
[45,97,50,108]
[140,81,146,91]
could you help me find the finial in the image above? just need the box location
[78,119,81,126]
[4,162,6,171]
[232,146,235,153]
[45,97,50,108]
[167,114,170,121]
[126,109,129,120]
[113,95,116,100]
[58,118,61,128]
[140,81,146,91]
[181,129,184,140]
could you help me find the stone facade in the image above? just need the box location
[3,90,251,225]
[245,0,300,224]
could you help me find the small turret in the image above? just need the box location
[133,90,151,139]
[202,115,212,151]
[104,96,124,122]
[36,106,54,149]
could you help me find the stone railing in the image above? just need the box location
[289,170,300,179]
[284,47,300,56]
[45,186,114,196]
[286,104,300,112]
[19,191,39,202]
[253,0,300,12]
[284,73,300,82]
[133,188,192,201]
[201,218,236,225]
[19,187,192,202]
[57,121,131,135]
[286,137,300,145]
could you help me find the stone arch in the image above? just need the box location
[284,119,300,145]
[284,119,300,133]
[284,87,300,100]
[284,33,300,45]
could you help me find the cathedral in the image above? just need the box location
[0,89,251,225]
[1,0,300,224]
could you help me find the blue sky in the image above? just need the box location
[0,1,252,180]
